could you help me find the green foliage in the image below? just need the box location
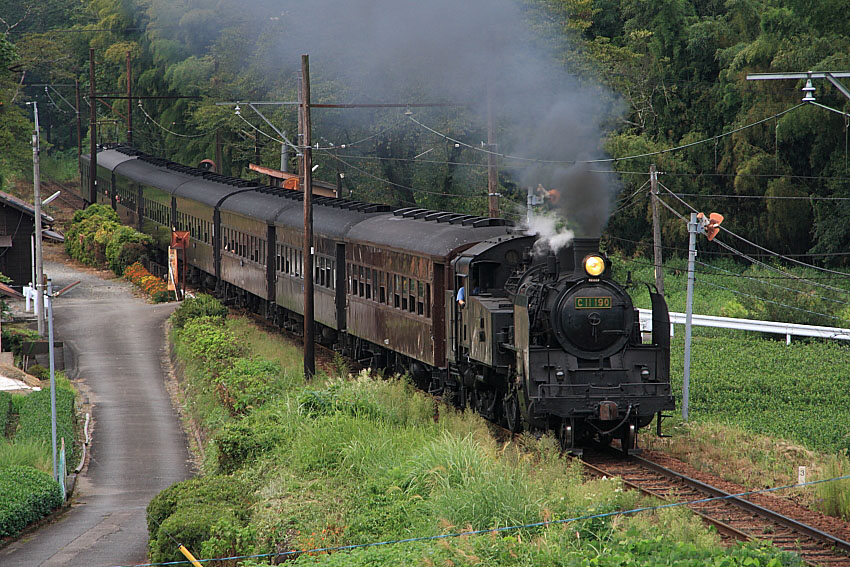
[171,294,228,329]
[0,439,52,472]
[0,465,62,538]
[14,385,78,475]
[105,225,153,275]
[26,364,49,381]
[65,205,126,268]
[146,474,253,564]
[672,335,850,452]
[1,327,40,358]
[179,316,245,375]
[0,391,11,436]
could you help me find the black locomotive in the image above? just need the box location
[80,145,673,453]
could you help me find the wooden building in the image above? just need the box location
[0,190,57,287]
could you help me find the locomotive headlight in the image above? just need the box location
[584,255,605,277]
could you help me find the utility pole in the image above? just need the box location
[650,164,664,295]
[75,80,82,160]
[486,87,499,218]
[89,48,97,205]
[682,212,698,422]
[301,54,315,381]
[29,101,45,336]
[126,51,133,145]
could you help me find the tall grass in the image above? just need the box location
[0,439,52,473]
[815,455,850,521]
[40,149,79,183]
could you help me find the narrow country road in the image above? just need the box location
[1,257,192,567]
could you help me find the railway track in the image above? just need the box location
[582,450,850,566]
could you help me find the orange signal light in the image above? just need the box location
[697,212,724,241]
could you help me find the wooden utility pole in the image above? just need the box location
[89,49,96,205]
[126,51,133,145]
[301,54,315,381]
[75,79,81,159]
[650,164,664,295]
[486,87,499,218]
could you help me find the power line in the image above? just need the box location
[138,102,212,139]
[698,280,850,324]
[658,181,850,284]
[673,193,850,201]
[320,150,492,201]
[406,103,806,165]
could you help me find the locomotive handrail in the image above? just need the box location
[638,308,850,345]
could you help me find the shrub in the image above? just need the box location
[106,226,153,275]
[1,327,39,357]
[25,364,48,381]
[0,465,62,537]
[215,358,282,415]
[180,317,245,375]
[172,294,228,329]
[147,475,253,564]
[70,203,119,225]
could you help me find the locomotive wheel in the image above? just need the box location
[504,390,521,433]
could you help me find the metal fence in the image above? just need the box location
[638,309,850,345]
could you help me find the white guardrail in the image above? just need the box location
[637,309,850,345]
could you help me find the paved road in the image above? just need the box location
[1,259,192,567]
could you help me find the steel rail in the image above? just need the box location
[632,455,850,555]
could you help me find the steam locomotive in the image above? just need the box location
[80,145,673,454]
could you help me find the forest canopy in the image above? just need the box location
[3,0,850,262]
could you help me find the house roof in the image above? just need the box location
[0,190,55,225]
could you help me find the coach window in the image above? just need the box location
[379,272,386,304]
[365,267,372,300]
[401,278,408,311]
[408,278,416,313]
[425,283,431,318]
[417,281,425,316]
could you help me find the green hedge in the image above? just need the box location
[0,392,11,437]
[65,204,152,275]
[171,294,228,330]
[147,475,252,564]
[14,387,77,474]
[0,465,62,537]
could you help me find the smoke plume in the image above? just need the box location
[149,0,622,240]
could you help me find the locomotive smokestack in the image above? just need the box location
[573,238,601,273]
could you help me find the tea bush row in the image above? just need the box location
[65,204,152,276]
[0,465,62,538]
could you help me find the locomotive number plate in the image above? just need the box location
[575,297,612,309]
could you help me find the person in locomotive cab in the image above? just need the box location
[457,286,466,308]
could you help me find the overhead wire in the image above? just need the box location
[320,150,492,201]
[658,181,850,290]
[406,103,806,165]
[138,102,212,139]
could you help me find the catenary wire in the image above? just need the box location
[407,104,806,165]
